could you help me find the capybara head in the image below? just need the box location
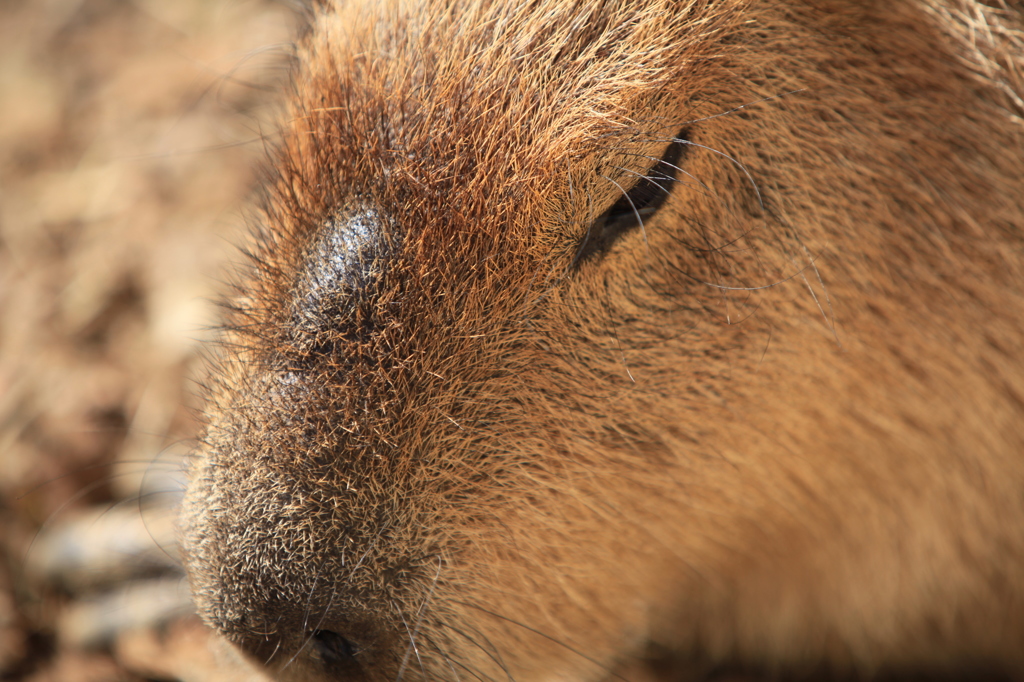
[180,0,1024,680]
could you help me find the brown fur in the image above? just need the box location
[180,0,1024,679]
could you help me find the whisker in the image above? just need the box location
[280,582,341,672]
[683,89,807,126]
[422,633,485,682]
[396,608,427,682]
[433,619,516,682]
[616,151,714,197]
[266,638,283,666]
[611,165,704,198]
[15,458,184,502]
[349,526,387,577]
[597,173,651,253]
[797,242,841,345]
[673,139,765,215]
[23,473,156,566]
[302,566,328,641]
[453,601,629,682]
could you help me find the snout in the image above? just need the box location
[180,197,460,678]
[181,458,427,679]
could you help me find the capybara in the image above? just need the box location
[181,0,1024,679]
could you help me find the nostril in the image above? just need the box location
[312,629,360,663]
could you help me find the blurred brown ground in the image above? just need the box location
[0,0,295,678]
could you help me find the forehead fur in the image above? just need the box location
[273,0,737,246]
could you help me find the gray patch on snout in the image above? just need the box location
[288,205,391,340]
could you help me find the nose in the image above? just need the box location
[184,518,408,680]
[180,199,420,678]
[229,614,388,678]
[233,628,362,671]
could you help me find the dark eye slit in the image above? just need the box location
[573,128,689,267]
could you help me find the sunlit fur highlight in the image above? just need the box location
[181,0,1024,680]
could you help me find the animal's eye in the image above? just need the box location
[573,131,688,266]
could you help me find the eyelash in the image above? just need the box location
[573,131,688,267]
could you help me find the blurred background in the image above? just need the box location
[0,0,296,678]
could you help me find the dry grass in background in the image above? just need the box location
[0,0,296,678]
